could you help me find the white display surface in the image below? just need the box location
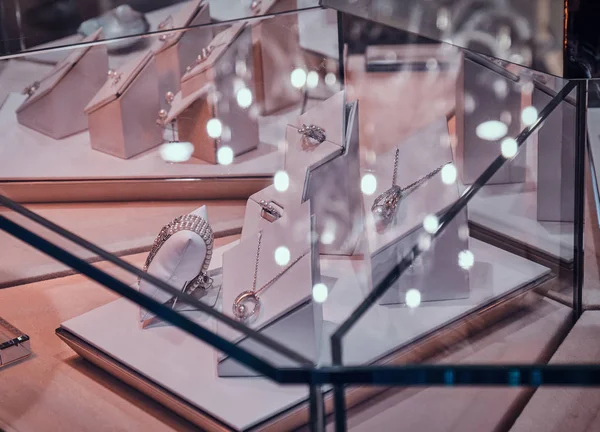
[0,92,293,180]
[61,238,549,431]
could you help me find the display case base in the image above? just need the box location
[58,239,551,431]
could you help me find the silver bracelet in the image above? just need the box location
[140,214,215,296]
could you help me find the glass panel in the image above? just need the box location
[335,15,579,369]
[0,5,586,432]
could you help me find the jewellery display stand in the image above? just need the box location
[170,23,258,164]
[152,0,213,111]
[217,201,321,377]
[138,206,212,329]
[241,184,289,237]
[241,91,362,255]
[0,316,30,367]
[57,235,551,430]
[16,29,108,140]
[85,51,163,159]
[251,0,304,115]
[456,55,527,185]
[532,82,576,223]
[363,117,470,305]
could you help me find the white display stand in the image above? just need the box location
[167,24,258,164]
[456,56,527,185]
[152,0,213,111]
[16,30,108,140]
[241,92,363,256]
[218,201,322,377]
[59,238,550,431]
[363,118,470,304]
[532,82,576,223]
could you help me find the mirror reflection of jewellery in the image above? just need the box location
[21,62,71,97]
[185,45,216,73]
[371,148,449,232]
[22,81,41,97]
[233,232,309,323]
[157,109,169,124]
[158,16,175,42]
[139,214,215,306]
[259,200,283,222]
[165,91,175,105]
[108,69,123,86]
[298,124,326,146]
[250,0,262,12]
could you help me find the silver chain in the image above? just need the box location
[251,231,309,297]
[391,148,449,194]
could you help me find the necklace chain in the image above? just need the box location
[391,148,448,194]
[251,231,309,297]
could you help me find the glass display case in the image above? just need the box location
[0,1,592,431]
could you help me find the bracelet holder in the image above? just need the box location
[165,23,258,164]
[218,200,322,377]
[84,50,162,159]
[138,206,211,329]
[363,117,470,305]
[152,0,213,112]
[16,29,108,140]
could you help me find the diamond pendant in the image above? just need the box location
[371,185,403,232]
[233,291,261,322]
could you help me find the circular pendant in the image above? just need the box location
[233,291,261,322]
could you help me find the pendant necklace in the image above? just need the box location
[233,231,308,322]
[371,149,449,231]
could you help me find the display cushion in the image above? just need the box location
[138,206,210,325]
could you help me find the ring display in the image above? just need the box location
[298,124,327,146]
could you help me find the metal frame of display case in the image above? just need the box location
[0,5,593,432]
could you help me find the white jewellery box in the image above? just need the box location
[84,51,163,159]
[363,118,470,305]
[251,0,304,115]
[167,23,258,164]
[218,200,322,377]
[152,0,213,111]
[16,29,108,140]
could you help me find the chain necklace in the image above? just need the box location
[139,214,214,307]
[371,148,449,228]
[233,231,309,322]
